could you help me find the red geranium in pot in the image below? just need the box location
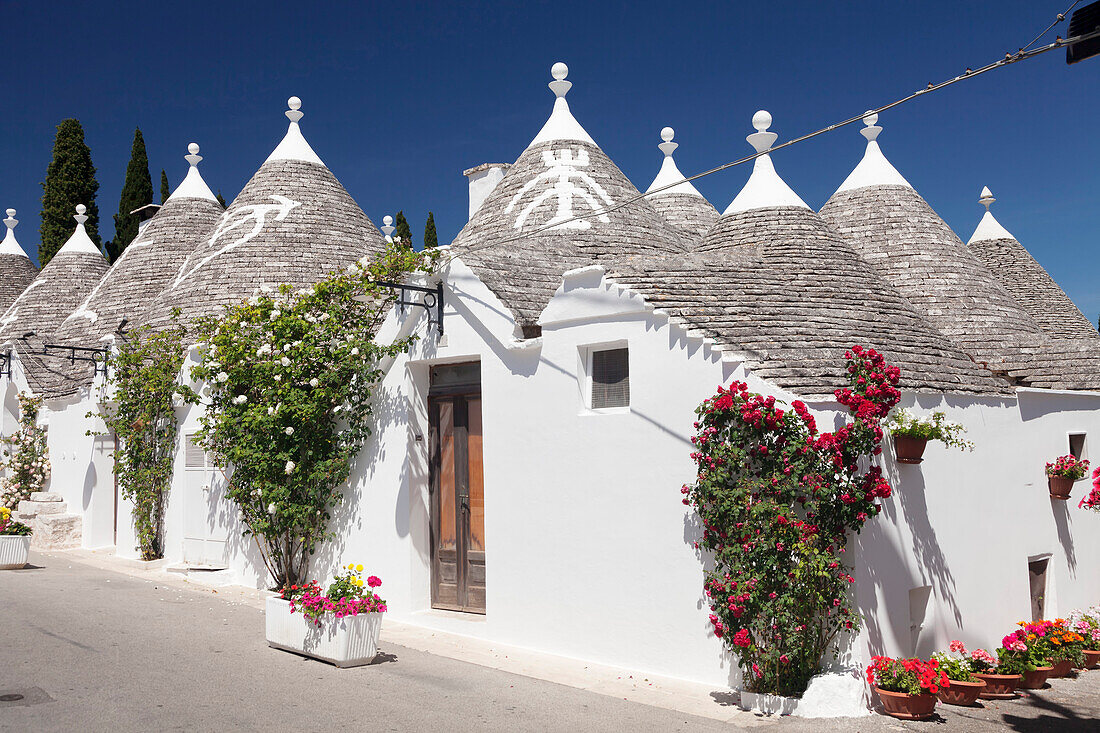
[866,655,947,720]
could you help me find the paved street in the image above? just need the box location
[2,553,1099,732]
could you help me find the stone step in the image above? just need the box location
[12,511,37,524]
[31,514,82,550]
[17,499,68,516]
[30,492,63,502]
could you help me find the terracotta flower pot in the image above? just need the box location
[875,688,937,720]
[974,673,1020,699]
[936,678,986,706]
[894,436,928,464]
[1018,666,1053,689]
[1048,476,1074,500]
[1083,650,1100,669]
[1050,659,1075,677]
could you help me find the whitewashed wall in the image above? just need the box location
[60,258,1100,689]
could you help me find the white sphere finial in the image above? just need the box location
[660,127,675,142]
[657,127,678,157]
[188,142,200,155]
[380,214,396,240]
[548,62,572,99]
[863,111,879,127]
[383,215,393,226]
[185,141,203,167]
[5,208,14,218]
[859,110,883,143]
[551,62,568,81]
[286,96,304,123]
[288,96,302,111]
[76,204,87,215]
[3,209,15,231]
[752,110,772,133]
[74,203,89,225]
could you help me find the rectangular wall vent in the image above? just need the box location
[185,434,206,468]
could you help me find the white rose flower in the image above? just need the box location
[280,356,291,367]
[233,395,247,405]
[274,374,282,382]
[346,264,360,276]
[350,347,360,356]
[267,503,276,515]
[309,378,319,388]
[267,406,275,416]
[285,427,294,436]
[248,296,260,306]
[283,343,291,352]
[284,461,295,474]
[216,372,229,383]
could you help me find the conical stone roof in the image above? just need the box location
[450,64,686,330]
[143,98,386,337]
[967,187,1099,342]
[0,205,110,394]
[644,128,718,242]
[819,116,1049,363]
[0,209,39,313]
[57,144,224,347]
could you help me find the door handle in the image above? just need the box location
[202,484,211,492]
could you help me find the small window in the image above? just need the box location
[1069,433,1086,460]
[185,434,206,469]
[591,347,629,409]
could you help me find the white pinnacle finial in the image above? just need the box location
[658,126,678,157]
[74,204,88,224]
[979,186,995,211]
[747,110,778,154]
[860,110,882,142]
[381,215,395,241]
[185,142,203,166]
[3,209,15,230]
[286,96,304,123]
[549,62,572,98]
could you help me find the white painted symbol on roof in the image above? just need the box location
[173,195,301,286]
[505,149,614,231]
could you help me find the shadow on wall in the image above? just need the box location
[1051,499,1076,575]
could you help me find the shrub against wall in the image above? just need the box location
[96,315,196,560]
[190,241,437,590]
[1,394,51,509]
[685,346,900,697]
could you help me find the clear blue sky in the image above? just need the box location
[2,0,1097,322]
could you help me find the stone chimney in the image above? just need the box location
[463,163,510,220]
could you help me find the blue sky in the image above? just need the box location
[2,0,1097,322]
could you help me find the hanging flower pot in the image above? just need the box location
[1083,650,1100,669]
[936,678,985,706]
[1018,665,1053,689]
[974,673,1020,699]
[1048,477,1074,500]
[875,688,937,720]
[894,436,928,464]
[1045,455,1089,500]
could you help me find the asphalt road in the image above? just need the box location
[0,553,731,732]
[3,554,1098,732]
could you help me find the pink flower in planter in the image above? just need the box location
[367,575,382,588]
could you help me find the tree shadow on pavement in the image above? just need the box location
[1001,690,1095,732]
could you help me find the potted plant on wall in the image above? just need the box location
[866,655,947,720]
[969,646,1024,699]
[0,506,32,569]
[1046,455,1090,500]
[931,642,986,706]
[886,409,972,464]
[266,563,387,667]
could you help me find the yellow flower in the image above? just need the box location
[355,578,363,587]
[356,564,363,572]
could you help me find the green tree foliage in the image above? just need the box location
[191,242,439,589]
[160,170,171,204]
[96,314,196,559]
[107,128,154,262]
[216,190,227,208]
[423,211,438,248]
[394,210,412,245]
[39,119,101,266]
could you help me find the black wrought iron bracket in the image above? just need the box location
[0,349,12,379]
[39,343,112,376]
[377,281,444,336]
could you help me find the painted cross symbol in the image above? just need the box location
[506,149,614,231]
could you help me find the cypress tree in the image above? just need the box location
[424,212,438,248]
[216,190,227,208]
[160,170,171,204]
[39,119,102,266]
[395,210,412,245]
[107,128,153,262]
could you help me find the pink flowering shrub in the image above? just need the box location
[0,394,50,510]
[1078,467,1100,512]
[280,563,387,625]
[686,346,899,696]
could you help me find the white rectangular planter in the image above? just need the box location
[265,596,383,667]
[0,535,31,570]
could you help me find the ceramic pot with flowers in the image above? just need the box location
[932,642,986,706]
[866,656,947,721]
[1018,665,1053,689]
[1083,650,1100,669]
[1045,455,1089,500]
[974,673,1020,699]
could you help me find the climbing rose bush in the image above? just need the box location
[191,239,437,589]
[685,346,900,697]
[1,394,50,510]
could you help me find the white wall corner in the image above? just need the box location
[538,265,649,328]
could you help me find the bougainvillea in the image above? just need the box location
[190,239,437,590]
[686,346,901,696]
[1078,466,1100,512]
[0,394,50,510]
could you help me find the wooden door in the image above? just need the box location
[429,371,485,613]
